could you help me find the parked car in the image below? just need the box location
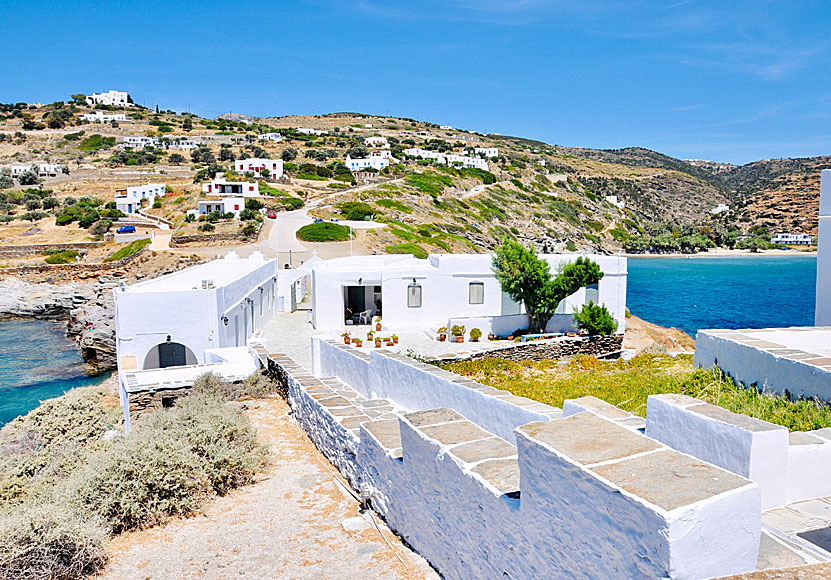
[330,217,339,223]
[116,225,136,234]
[266,209,277,219]
[313,217,324,223]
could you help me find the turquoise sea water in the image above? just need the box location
[626,255,817,338]
[0,319,109,426]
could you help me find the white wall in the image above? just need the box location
[817,169,831,326]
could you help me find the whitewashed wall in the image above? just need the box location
[817,169,831,326]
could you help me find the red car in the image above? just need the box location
[266,209,277,219]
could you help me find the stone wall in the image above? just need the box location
[128,386,192,418]
[0,247,147,276]
[170,232,246,247]
[432,334,623,363]
[270,345,763,580]
[0,242,104,258]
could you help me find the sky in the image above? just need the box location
[2,0,830,165]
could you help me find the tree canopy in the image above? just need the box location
[491,240,603,333]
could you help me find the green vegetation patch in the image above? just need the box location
[103,238,151,262]
[296,222,353,242]
[444,355,831,431]
[44,250,79,264]
[78,134,115,151]
[336,201,376,221]
[376,198,413,214]
[386,242,428,259]
[406,171,454,199]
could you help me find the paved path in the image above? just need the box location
[98,397,438,580]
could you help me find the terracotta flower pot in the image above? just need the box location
[343,337,351,345]
[393,337,398,344]
[375,340,382,348]
[488,334,495,341]
[375,323,382,331]
[456,335,464,343]
[354,341,362,348]
[471,338,479,342]
[439,334,446,342]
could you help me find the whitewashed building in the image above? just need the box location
[771,233,811,245]
[403,148,488,171]
[474,147,499,158]
[711,204,730,214]
[115,183,166,214]
[297,127,327,135]
[10,164,29,176]
[202,175,260,197]
[197,197,246,217]
[364,136,389,148]
[345,154,390,173]
[85,90,132,107]
[605,195,626,209]
[165,137,199,150]
[234,158,283,180]
[310,253,627,335]
[114,252,278,430]
[258,132,283,142]
[37,163,63,178]
[81,111,127,123]
[122,135,160,149]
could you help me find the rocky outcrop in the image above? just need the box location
[0,276,118,374]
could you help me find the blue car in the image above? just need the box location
[117,225,136,234]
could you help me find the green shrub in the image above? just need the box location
[336,201,376,221]
[296,222,352,242]
[386,242,427,259]
[193,372,280,401]
[103,238,150,262]
[406,172,453,198]
[44,250,78,264]
[198,222,215,232]
[376,198,412,214]
[572,301,618,335]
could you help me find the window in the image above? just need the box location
[407,283,422,308]
[585,283,599,304]
[249,186,254,192]
[469,282,484,304]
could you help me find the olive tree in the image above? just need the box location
[491,239,603,334]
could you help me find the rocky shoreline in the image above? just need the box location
[0,276,117,373]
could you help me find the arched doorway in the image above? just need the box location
[143,342,198,369]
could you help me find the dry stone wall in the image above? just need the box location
[433,334,623,363]
[0,242,104,258]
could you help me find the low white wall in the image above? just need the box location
[114,232,152,244]
[285,348,761,579]
[695,331,831,401]
[646,394,788,509]
[786,431,831,503]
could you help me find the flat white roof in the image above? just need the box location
[122,347,258,393]
[125,254,274,292]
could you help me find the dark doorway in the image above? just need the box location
[158,342,187,368]
[347,286,366,312]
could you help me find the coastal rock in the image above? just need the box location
[0,277,95,320]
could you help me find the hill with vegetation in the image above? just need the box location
[0,95,826,261]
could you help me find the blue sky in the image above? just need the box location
[3,0,830,164]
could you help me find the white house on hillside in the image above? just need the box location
[81,112,127,123]
[86,90,132,107]
[115,183,166,215]
[297,127,327,135]
[10,164,29,176]
[818,170,831,325]
[364,136,389,148]
[234,158,284,180]
[345,154,391,172]
[197,198,246,217]
[474,147,499,158]
[259,132,283,142]
[202,175,260,197]
[403,148,488,171]
[37,163,63,178]
[310,253,627,335]
[122,136,160,149]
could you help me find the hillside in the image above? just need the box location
[0,96,825,263]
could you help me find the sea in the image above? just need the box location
[0,319,110,427]
[626,254,817,337]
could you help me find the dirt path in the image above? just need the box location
[97,397,438,580]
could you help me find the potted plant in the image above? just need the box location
[367,330,375,341]
[470,328,482,342]
[451,324,466,343]
[375,336,382,348]
[375,317,382,332]
[487,332,495,341]
[386,338,394,347]
[392,334,399,345]
[353,338,363,348]
[341,332,351,345]
[437,326,447,342]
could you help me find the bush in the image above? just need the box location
[241,223,258,237]
[572,302,618,335]
[198,222,215,232]
[239,209,256,221]
[336,201,376,221]
[385,242,428,259]
[296,222,352,242]
[44,250,78,264]
[192,372,280,401]
[102,238,151,262]
[0,499,109,579]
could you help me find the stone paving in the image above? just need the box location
[703,327,831,370]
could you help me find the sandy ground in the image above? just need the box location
[96,397,439,580]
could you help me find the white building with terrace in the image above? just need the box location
[364,136,389,147]
[85,90,132,107]
[115,183,166,215]
[122,135,159,149]
[345,154,391,173]
[81,111,127,123]
[202,174,260,197]
[234,158,283,180]
[309,253,626,336]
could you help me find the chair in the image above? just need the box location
[358,309,372,325]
